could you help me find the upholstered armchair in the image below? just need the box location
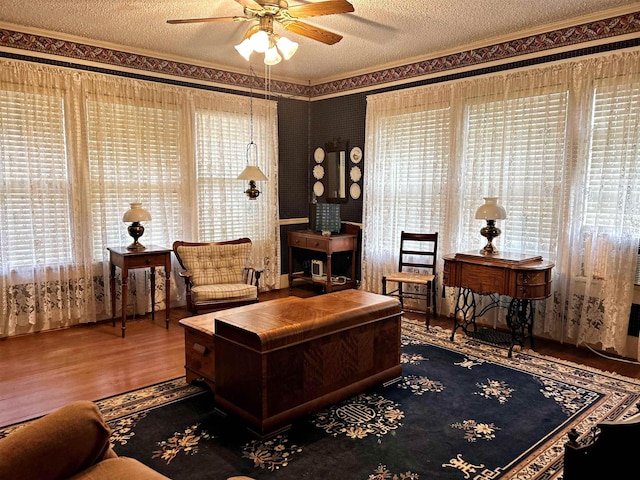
[173,238,261,314]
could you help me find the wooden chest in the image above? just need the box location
[182,290,402,436]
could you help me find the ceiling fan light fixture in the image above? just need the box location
[170,0,354,64]
[276,35,298,60]
[250,30,270,53]
[234,38,254,61]
[264,45,282,65]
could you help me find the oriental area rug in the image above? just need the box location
[5,320,640,480]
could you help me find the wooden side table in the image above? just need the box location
[287,230,357,292]
[108,245,172,338]
[443,251,554,357]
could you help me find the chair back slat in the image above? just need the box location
[398,231,438,274]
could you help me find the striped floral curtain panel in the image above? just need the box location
[363,49,640,358]
[0,60,279,337]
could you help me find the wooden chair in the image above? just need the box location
[382,231,438,328]
[173,238,261,314]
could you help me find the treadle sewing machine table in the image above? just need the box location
[179,290,402,437]
[443,251,554,357]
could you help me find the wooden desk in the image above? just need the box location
[443,251,554,357]
[108,245,172,338]
[180,290,402,437]
[288,230,357,292]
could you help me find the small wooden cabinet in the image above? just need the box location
[287,230,358,292]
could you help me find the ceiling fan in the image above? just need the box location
[167,0,355,48]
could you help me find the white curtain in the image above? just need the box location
[191,90,280,291]
[0,59,280,337]
[363,49,640,357]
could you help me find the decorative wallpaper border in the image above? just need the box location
[1,11,639,98]
[310,12,640,97]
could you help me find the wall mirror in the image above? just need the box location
[324,139,348,203]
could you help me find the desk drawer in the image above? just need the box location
[184,329,215,382]
[305,236,329,251]
[289,234,307,248]
[516,270,551,299]
[517,271,547,286]
[516,284,549,299]
[124,254,168,269]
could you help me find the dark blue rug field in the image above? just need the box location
[92,322,640,479]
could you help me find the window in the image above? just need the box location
[0,88,72,269]
[86,96,183,260]
[584,80,640,230]
[373,105,451,250]
[195,107,272,242]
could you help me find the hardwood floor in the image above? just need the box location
[1,286,638,428]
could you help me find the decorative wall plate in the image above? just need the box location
[313,181,324,197]
[313,164,325,180]
[350,183,361,200]
[350,166,362,182]
[350,147,362,163]
[314,147,325,163]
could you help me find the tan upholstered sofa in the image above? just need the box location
[0,400,168,480]
[173,238,261,314]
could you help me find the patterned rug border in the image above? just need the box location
[95,376,204,423]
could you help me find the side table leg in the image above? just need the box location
[165,263,171,329]
[110,262,116,328]
[288,246,293,291]
[121,270,128,338]
[326,253,333,293]
[150,266,156,322]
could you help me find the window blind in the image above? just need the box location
[585,81,640,229]
[462,91,569,256]
[0,89,72,269]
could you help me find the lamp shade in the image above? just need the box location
[250,30,270,53]
[122,202,152,223]
[237,165,268,181]
[475,197,506,220]
[276,36,298,60]
[263,46,282,65]
[234,38,253,61]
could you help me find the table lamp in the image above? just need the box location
[122,202,151,251]
[475,197,507,254]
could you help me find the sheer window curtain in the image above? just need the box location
[192,91,280,291]
[0,59,280,337]
[361,87,453,307]
[0,64,96,336]
[362,50,640,358]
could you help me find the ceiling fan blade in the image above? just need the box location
[167,16,243,24]
[286,0,354,18]
[234,0,263,10]
[283,21,343,45]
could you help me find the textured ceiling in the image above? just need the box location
[0,0,639,84]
